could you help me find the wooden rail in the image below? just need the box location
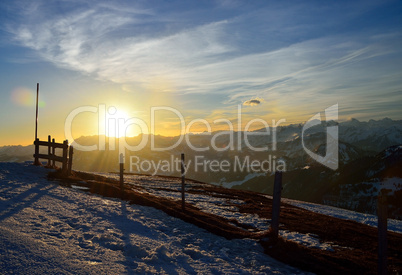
[33,135,73,176]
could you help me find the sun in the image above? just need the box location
[105,107,139,138]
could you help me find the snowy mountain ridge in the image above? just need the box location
[1,117,401,164]
[0,118,400,221]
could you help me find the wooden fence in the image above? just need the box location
[33,135,73,176]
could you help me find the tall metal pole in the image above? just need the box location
[35,83,39,141]
[33,83,41,166]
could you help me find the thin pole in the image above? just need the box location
[35,83,39,141]
[33,83,40,166]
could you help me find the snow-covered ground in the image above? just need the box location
[282,198,402,234]
[93,172,271,232]
[211,173,266,189]
[0,162,307,274]
[92,171,402,252]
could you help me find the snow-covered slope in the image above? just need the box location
[94,171,402,234]
[0,162,306,274]
[282,198,402,234]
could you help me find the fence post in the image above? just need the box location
[270,171,283,241]
[378,188,389,275]
[51,138,56,168]
[33,138,40,166]
[45,135,52,168]
[181,153,185,211]
[62,140,68,175]
[67,146,73,176]
[120,153,124,198]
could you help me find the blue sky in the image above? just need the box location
[0,0,401,145]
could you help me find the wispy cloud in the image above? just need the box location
[10,3,236,86]
[5,0,402,121]
[243,98,263,106]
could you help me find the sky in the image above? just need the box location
[0,0,401,146]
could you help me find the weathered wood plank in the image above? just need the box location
[34,140,66,148]
[34,153,64,162]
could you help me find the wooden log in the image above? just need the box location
[45,135,52,168]
[61,140,68,175]
[67,146,73,176]
[181,153,185,211]
[270,171,282,241]
[378,188,389,275]
[52,138,56,168]
[34,140,65,148]
[120,153,124,198]
[33,138,41,166]
[34,154,65,163]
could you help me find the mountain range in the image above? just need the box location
[1,117,401,218]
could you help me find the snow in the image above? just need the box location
[3,162,401,273]
[361,178,402,196]
[93,172,271,232]
[212,173,265,189]
[92,172,374,254]
[283,198,402,234]
[94,171,402,252]
[0,162,306,274]
[279,231,334,252]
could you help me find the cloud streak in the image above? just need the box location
[243,98,263,106]
[4,0,402,121]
